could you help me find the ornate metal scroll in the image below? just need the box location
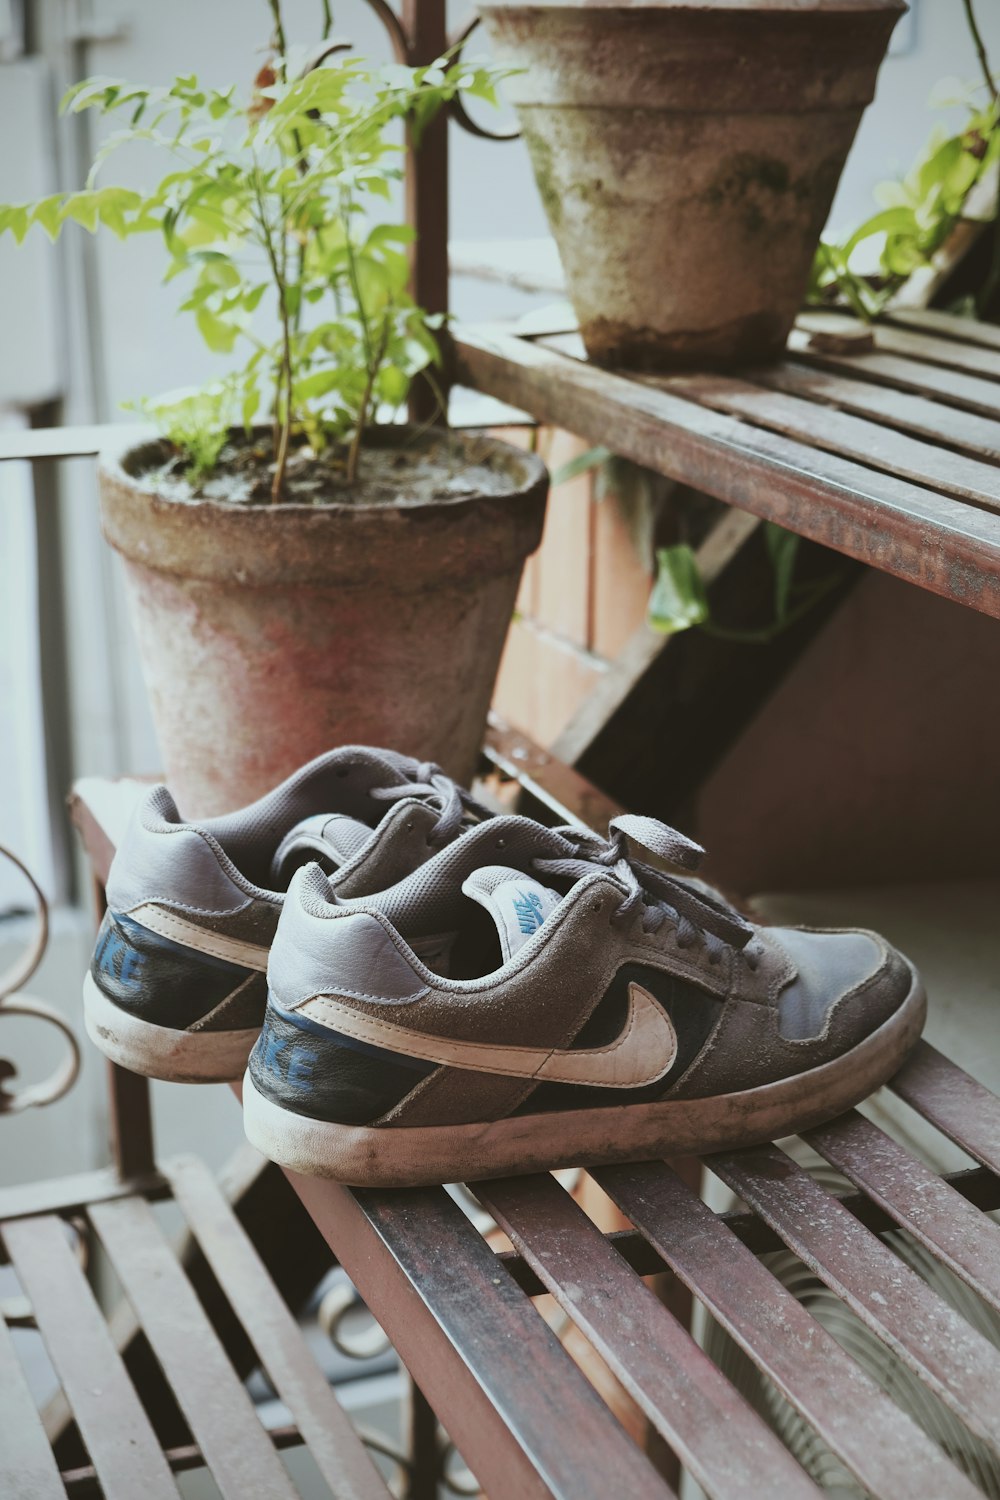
[0,845,80,1114]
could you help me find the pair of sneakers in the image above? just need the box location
[87,745,926,1187]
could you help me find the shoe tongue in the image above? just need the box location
[461,865,561,961]
[270,813,373,886]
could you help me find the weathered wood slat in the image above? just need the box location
[787,328,1000,418]
[290,1173,672,1500]
[805,1111,1000,1315]
[889,307,1000,353]
[711,1144,1000,1457]
[799,311,1000,381]
[594,1161,981,1500]
[454,326,1000,619]
[2,1214,179,1500]
[653,371,1000,512]
[0,1312,67,1500]
[479,1173,820,1500]
[164,1155,390,1500]
[89,1195,299,1500]
[750,360,1000,463]
[890,1040,1000,1175]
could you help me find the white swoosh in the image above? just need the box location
[299,981,678,1089]
[128,903,269,971]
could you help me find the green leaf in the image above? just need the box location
[195,306,239,353]
[764,524,800,621]
[648,546,709,634]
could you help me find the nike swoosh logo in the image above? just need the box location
[299,981,678,1089]
[128,904,269,971]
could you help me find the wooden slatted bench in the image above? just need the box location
[27,744,999,1500]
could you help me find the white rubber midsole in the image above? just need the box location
[83,971,259,1084]
[242,967,927,1186]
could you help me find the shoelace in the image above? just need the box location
[532,813,756,966]
[369,761,492,847]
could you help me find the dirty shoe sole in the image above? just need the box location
[83,971,259,1084]
[242,964,926,1186]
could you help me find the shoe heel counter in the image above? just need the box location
[91,909,265,1031]
[248,995,432,1126]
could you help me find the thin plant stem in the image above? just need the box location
[267,0,288,65]
[320,0,333,40]
[962,0,997,102]
[346,317,389,486]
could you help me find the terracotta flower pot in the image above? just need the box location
[99,427,547,817]
[477,0,904,369]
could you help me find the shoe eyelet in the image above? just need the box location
[405,821,415,834]
[591,899,604,913]
[496,837,506,849]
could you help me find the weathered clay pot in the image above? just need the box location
[99,427,547,817]
[477,0,904,369]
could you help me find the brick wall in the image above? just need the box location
[492,428,652,746]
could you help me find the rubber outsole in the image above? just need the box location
[241,964,927,1186]
[83,971,259,1084]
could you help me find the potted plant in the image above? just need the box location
[0,11,547,816]
[476,0,905,369]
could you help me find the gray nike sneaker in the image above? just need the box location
[84,747,488,1083]
[243,813,926,1185]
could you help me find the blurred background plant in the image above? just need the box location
[0,0,504,499]
[809,0,999,321]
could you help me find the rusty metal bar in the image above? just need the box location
[890,1040,1000,1174]
[595,1160,981,1500]
[806,1110,1000,1315]
[479,1172,819,1500]
[403,0,448,425]
[287,1171,673,1500]
[711,1143,1000,1459]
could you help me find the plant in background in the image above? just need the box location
[0,2,504,500]
[810,0,999,321]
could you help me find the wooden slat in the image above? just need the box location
[479,1173,819,1500]
[798,311,1000,381]
[651,370,1000,513]
[749,360,1000,463]
[806,1111,1000,1315]
[890,1040,1000,1174]
[0,1313,66,1500]
[290,1173,672,1500]
[551,507,762,768]
[454,325,1000,619]
[164,1155,390,1500]
[889,307,1000,353]
[2,1215,179,1500]
[89,1195,299,1500]
[711,1144,1000,1458]
[594,1161,980,1500]
[539,326,1000,496]
[787,328,1000,418]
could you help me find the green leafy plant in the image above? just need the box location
[810,0,999,321]
[0,3,504,501]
